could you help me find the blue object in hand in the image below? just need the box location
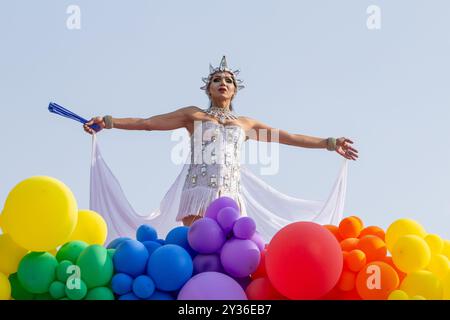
[48,102,102,132]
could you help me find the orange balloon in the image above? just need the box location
[338,270,356,291]
[357,235,387,262]
[348,216,364,228]
[360,226,386,241]
[356,261,400,300]
[340,238,360,252]
[339,217,363,239]
[324,225,342,242]
[382,256,406,282]
[345,249,367,272]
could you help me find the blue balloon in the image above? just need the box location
[155,239,166,245]
[142,241,162,257]
[118,293,140,300]
[165,226,197,257]
[147,244,193,292]
[146,290,174,300]
[111,273,133,295]
[132,275,155,299]
[107,237,131,249]
[113,240,149,277]
[136,224,158,243]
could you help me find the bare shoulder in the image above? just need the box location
[237,116,258,129]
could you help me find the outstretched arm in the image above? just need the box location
[242,117,359,160]
[83,106,196,134]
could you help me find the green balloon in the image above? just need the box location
[49,281,66,299]
[59,297,69,300]
[56,241,88,263]
[107,248,115,259]
[8,273,35,300]
[56,260,74,283]
[76,245,113,289]
[65,279,87,300]
[85,287,115,300]
[34,292,54,300]
[18,252,58,294]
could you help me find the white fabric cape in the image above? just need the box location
[89,134,349,244]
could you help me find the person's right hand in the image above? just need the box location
[83,116,105,135]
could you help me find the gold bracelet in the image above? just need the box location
[103,115,113,129]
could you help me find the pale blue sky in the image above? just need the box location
[1,1,449,238]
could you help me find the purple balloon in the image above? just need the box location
[193,254,223,274]
[217,207,240,235]
[177,272,247,300]
[233,217,256,240]
[220,239,260,278]
[204,197,240,221]
[250,231,265,252]
[188,218,225,254]
[234,276,252,291]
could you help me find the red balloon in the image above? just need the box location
[266,222,343,300]
[245,277,285,300]
[250,250,266,279]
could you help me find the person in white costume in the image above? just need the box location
[84,56,358,243]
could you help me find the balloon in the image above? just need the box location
[410,295,426,300]
[220,239,260,278]
[338,217,363,239]
[356,261,399,300]
[178,272,247,300]
[442,240,450,259]
[388,289,409,300]
[34,292,53,300]
[147,244,193,291]
[119,293,140,300]
[233,217,256,240]
[8,273,35,300]
[360,226,385,241]
[357,235,387,262]
[113,240,149,277]
[340,238,359,252]
[323,225,342,242]
[85,287,115,300]
[65,279,87,300]
[55,260,73,283]
[382,256,406,283]
[424,234,443,254]
[426,254,449,280]
[338,270,356,292]
[217,207,240,235]
[385,218,427,253]
[266,222,343,300]
[0,233,27,275]
[245,277,285,300]
[400,270,443,300]
[18,252,58,294]
[107,237,132,249]
[345,249,366,272]
[156,239,166,245]
[142,241,162,257]
[0,176,78,251]
[146,290,174,300]
[68,209,107,245]
[188,218,225,254]
[76,245,114,289]
[165,226,196,257]
[205,197,240,221]
[251,250,267,279]
[49,281,66,299]
[132,275,155,299]
[111,273,133,295]
[0,272,11,300]
[443,273,450,300]
[56,240,88,263]
[392,235,431,273]
[250,232,265,252]
[193,254,223,274]
[136,224,158,243]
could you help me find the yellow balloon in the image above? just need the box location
[442,240,450,260]
[392,235,431,274]
[68,209,108,245]
[0,234,28,275]
[424,234,443,255]
[410,295,426,300]
[443,273,450,300]
[385,218,427,253]
[427,254,449,280]
[0,176,78,251]
[0,272,11,300]
[400,270,443,300]
[388,290,409,300]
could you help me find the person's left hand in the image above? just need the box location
[336,137,359,160]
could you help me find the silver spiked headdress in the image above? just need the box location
[200,55,245,93]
